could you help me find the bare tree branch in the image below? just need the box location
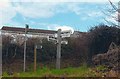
[108,0,118,11]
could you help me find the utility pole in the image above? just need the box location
[24,24,29,72]
[56,29,61,69]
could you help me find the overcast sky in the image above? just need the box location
[0,0,118,32]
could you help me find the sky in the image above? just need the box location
[0,0,119,32]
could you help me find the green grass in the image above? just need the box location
[2,65,107,77]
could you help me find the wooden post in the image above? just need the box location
[56,29,61,69]
[23,24,29,72]
[0,32,2,76]
[34,45,37,72]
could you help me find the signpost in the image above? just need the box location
[48,29,72,69]
[23,24,29,72]
[61,40,68,44]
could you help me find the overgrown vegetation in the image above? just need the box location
[2,24,120,73]
[87,25,120,65]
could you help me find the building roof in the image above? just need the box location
[1,26,57,34]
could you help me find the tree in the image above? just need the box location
[87,24,120,66]
[104,0,120,27]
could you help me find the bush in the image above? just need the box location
[87,24,120,66]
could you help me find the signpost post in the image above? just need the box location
[56,29,62,69]
[23,24,29,72]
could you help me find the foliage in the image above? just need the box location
[87,24,120,65]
